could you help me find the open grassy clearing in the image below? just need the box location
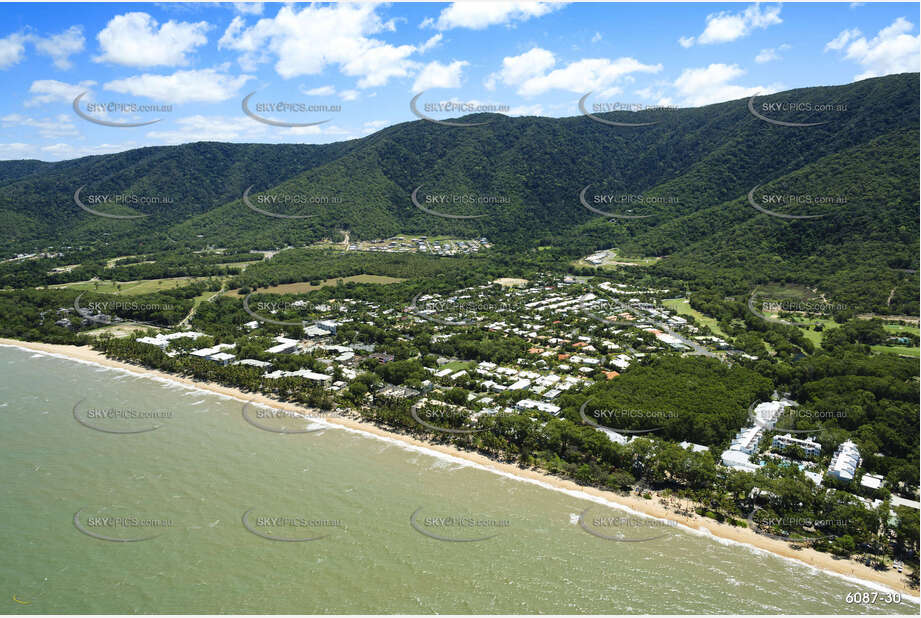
[229,274,406,296]
[662,298,728,338]
[49,277,213,295]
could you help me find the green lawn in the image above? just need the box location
[882,323,920,336]
[870,345,920,357]
[51,277,211,295]
[440,360,476,372]
[662,298,728,338]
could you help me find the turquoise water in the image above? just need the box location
[0,345,916,614]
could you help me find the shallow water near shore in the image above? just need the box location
[0,345,916,614]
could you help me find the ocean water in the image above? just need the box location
[0,345,916,614]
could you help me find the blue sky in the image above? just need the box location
[1,1,918,161]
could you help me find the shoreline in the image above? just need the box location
[2,337,918,600]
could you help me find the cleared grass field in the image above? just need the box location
[440,360,476,372]
[51,277,212,295]
[662,298,728,338]
[233,274,406,296]
[871,345,920,357]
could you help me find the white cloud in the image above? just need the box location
[145,114,269,143]
[0,141,139,161]
[27,26,85,69]
[0,33,26,69]
[301,85,336,96]
[591,32,602,43]
[826,17,920,80]
[825,28,861,52]
[26,79,96,106]
[144,113,350,143]
[673,63,775,106]
[412,60,468,91]
[488,47,661,97]
[683,3,782,46]
[218,4,430,88]
[755,43,790,63]
[508,103,544,116]
[362,119,389,134]
[485,47,555,90]
[418,33,442,53]
[299,85,360,101]
[2,113,79,138]
[95,12,211,67]
[233,2,263,16]
[426,2,566,30]
[104,67,253,103]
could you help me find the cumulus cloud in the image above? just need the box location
[26,26,85,69]
[673,63,776,106]
[826,17,920,80]
[144,113,350,143]
[145,114,269,143]
[412,60,468,91]
[233,2,263,16]
[104,66,253,103]
[0,141,139,161]
[825,28,862,52]
[362,119,389,134]
[94,12,211,67]
[301,85,336,97]
[26,79,97,106]
[681,3,782,47]
[218,4,434,88]
[418,33,442,53]
[0,26,86,70]
[299,85,360,101]
[2,113,79,138]
[755,43,790,63]
[0,33,27,69]
[486,47,661,97]
[423,2,566,30]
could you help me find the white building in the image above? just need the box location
[191,343,235,363]
[515,399,561,415]
[266,337,299,355]
[772,433,821,457]
[679,441,710,453]
[209,352,236,365]
[721,449,761,472]
[729,426,763,454]
[234,359,272,369]
[508,378,532,391]
[828,440,861,482]
[752,401,787,430]
[596,427,628,445]
[317,320,338,334]
[264,369,331,382]
[137,331,206,349]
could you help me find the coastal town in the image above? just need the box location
[61,273,918,548]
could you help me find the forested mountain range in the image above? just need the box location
[1,73,917,313]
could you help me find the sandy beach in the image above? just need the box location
[2,337,917,599]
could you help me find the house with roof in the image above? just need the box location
[828,440,861,482]
[771,433,822,457]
